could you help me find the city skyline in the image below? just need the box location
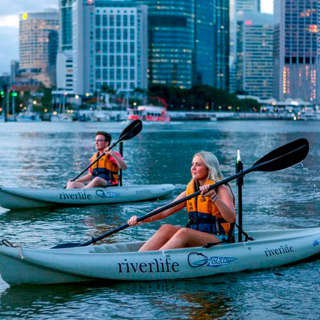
[0,0,273,75]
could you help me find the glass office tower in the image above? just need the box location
[136,0,194,89]
[236,12,274,98]
[273,0,319,103]
[194,0,214,86]
[215,0,230,90]
[59,0,74,51]
[229,0,261,93]
[19,10,59,88]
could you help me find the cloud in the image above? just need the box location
[0,27,19,74]
[0,0,58,16]
[261,1,273,14]
[0,15,19,28]
[0,0,58,74]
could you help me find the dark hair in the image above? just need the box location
[95,131,112,144]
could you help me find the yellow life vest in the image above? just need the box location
[89,152,119,185]
[186,179,233,237]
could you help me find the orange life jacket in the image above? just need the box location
[186,179,234,238]
[89,152,120,185]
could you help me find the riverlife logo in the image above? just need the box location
[96,189,118,199]
[187,252,237,268]
[312,238,320,247]
[59,192,92,200]
[264,244,295,257]
[118,257,180,274]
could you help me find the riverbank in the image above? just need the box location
[2,109,317,122]
[168,111,296,121]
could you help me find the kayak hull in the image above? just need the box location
[0,227,320,286]
[0,184,175,209]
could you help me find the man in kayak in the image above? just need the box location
[67,131,127,189]
[128,151,235,251]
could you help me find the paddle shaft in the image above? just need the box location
[53,138,308,248]
[79,148,301,246]
[236,159,244,242]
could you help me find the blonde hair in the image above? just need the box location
[193,151,224,181]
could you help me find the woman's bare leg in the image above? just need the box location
[159,228,219,250]
[84,177,107,188]
[66,181,86,189]
[139,224,180,252]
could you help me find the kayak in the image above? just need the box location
[0,227,320,286]
[0,184,175,210]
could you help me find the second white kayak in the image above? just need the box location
[0,184,175,209]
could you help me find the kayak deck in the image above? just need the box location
[0,184,175,209]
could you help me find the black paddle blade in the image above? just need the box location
[253,138,309,172]
[119,120,142,141]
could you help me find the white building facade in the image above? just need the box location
[59,0,148,96]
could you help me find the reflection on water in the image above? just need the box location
[0,276,238,319]
[0,121,320,319]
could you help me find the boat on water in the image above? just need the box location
[50,112,73,122]
[0,227,320,286]
[128,105,170,122]
[297,107,320,121]
[0,184,175,210]
[16,111,41,122]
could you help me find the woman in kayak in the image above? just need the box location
[67,131,127,189]
[128,151,236,251]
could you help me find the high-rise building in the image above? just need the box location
[273,0,319,103]
[215,0,230,90]
[136,0,194,89]
[236,12,274,98]
[229,0,261,93]
[70,0,148,95]
[60,0,74,51]
[194,0,215,86]
[19,10,59,88]
[56,0,74,93]
[57,0,229,92]
[10,60,20,86]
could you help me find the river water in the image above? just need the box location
[0,120,319,319]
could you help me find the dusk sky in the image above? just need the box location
[0,0,273,75]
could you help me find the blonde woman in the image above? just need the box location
[128,151,236,251]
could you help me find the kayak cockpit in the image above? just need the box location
[89,241,145,253]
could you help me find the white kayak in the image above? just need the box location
[0,227,320,286]
[0,184,175,209]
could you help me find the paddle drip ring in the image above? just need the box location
[1,239,18,247]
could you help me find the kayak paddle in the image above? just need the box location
[68,120,142,183]
[53,138,309,249]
